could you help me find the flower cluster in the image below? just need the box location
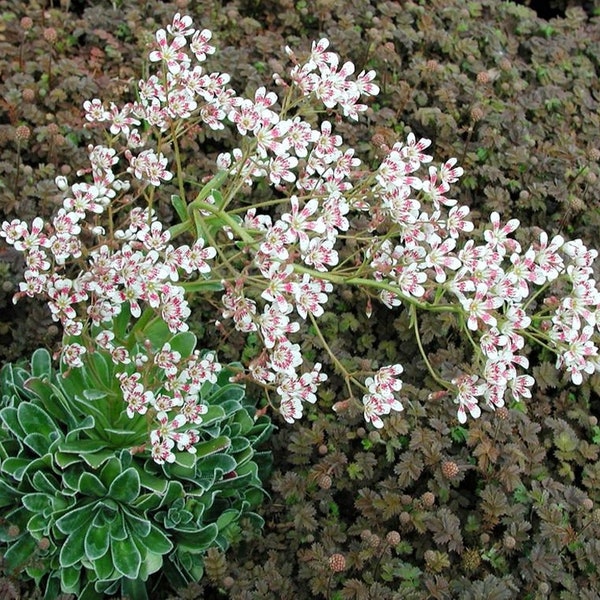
[3,12,600,444]
[0,139,218,462]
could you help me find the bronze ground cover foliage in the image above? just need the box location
[1,0,600,598]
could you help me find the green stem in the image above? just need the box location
[308,312,361,400]
[189,199,255,244]
[410,304,451,389]
[171,121,186,201]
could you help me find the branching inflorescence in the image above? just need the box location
[2,13,600,461]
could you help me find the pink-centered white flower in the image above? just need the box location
[483,212,521,256]
[148,28,189,75]
[460,284,503,331]
[302,236,338,271]
[453,373,485,424]
[127,149,173,186]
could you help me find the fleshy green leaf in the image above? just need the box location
[183,279,224,293]
[168,331,197,359]
[26,513,50,534]
[216,508,239,531]
[137,523,173,555]
[0,477,20,507]
[60,564,81,593]
[3,534,38,572]
[92,550,116,581]
[171,193,188,222]
[108,467,140,503]
[111,534,142,578]
[1,457,30,481]
[121,506,151,538]
[78,472,108,497]
[23,432,54,455]
[59,439,110,456]
[17,402,60,437]
[99,456,124,488]
[84,522,111,560]
[59,529,87,568]
[55,452,83,469]
[56,503,94,535]
[108,511,127,541]
[195,436,232,458]
[176,524,218,553]
[30,348,52,378]
[81,449,115,469]
[196,454,237,480]
[63,415,96,442]
[32,470,60,494]
[22,492,53,513]
[0,407,26,440]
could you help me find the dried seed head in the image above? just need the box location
[328,553,346,572]
[222,576,234,589]
[568,195,585,212]
[20,16,33,30]
[519,190,530,201]
[399,511,411,525]
[318,444,328,456]
[368,430,381,443]
[7,525,20,537]
[425,59,440,73]
[499,58,512,71]
[371,133,386,148]
[38,537,50,551]
[582,498,594,511]
[476,71,489,85]
[421,492,435,507]
[441,460,459,479]
[15,125,31,142]
[317,474,332,490]
[470,106,484,122]
[43,27,57,44]
[360,529,372,541]
[461,548,481,572]
[368,534,381,548]
[47,123,60,136]
[22,88,35,103]
[589,148,600,162]
[503,535,516,550]
[424,550,436,564]
[496,406,509,420]
[386,530,401,546]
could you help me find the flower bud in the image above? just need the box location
[55,175,69,191]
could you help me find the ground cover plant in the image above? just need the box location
[1,0,600,598]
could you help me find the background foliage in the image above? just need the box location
[1,0,600,598]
